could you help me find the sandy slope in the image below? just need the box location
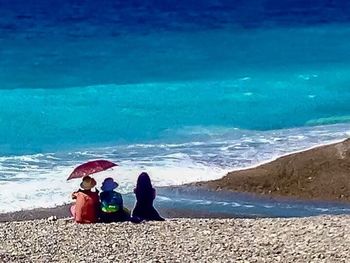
[196,139,350,202]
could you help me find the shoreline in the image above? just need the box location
[196,138,350,202]
[0,202,246,223]
[225,137,347,174]
[2,138,350,222]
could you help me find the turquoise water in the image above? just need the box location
[1,1,350,213]
[1,26,350,154]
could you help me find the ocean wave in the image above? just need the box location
[0,123,349,212]
[2,64,350,155]
[306,115,350,126]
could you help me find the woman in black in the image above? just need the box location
[132,172,164,221]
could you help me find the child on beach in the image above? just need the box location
[99,177,131,223]
[71,176,100,224]
[132,172,164,221]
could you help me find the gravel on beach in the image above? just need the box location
[0,215,349,262]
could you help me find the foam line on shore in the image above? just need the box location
[227,137,349,173]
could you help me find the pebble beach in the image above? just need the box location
[2,1,350,263]
[1,215,349,262]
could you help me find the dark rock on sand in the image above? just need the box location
[196,139,350,202]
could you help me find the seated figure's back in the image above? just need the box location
[100,190,123,213]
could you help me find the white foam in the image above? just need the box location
[0,123,349,213]
[297,74,318,80]
[0,160,227,213]
[0,167,75,212]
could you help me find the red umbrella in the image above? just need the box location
[67,160,118,180]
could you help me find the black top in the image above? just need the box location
[132,187,164,221]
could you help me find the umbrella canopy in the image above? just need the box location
[67,160,118,180]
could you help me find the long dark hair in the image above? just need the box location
[135,172,153,198]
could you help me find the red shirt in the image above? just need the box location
[72,190,100,223]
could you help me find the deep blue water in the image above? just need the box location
[0,0,350,214]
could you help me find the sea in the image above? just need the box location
[1,0,350,216]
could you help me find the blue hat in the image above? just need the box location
[101,177,119,191]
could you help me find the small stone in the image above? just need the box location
[47,216,57,222]
[108,255,116,260]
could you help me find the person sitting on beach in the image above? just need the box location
[132,172,165,221]
[71,176,100,224]
[99,177,131,223]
